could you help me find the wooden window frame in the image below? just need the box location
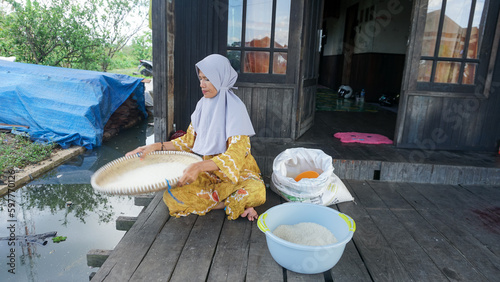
[226,0,297,84]
[407,0,499,98]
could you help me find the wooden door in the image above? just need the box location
[296,0,324,138]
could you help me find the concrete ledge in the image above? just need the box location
[333,159,500,186]
[0,146,86,197]
[256,157,500,186]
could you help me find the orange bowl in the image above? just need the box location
[294,170,320,181]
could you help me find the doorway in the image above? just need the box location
[317,0,411,140]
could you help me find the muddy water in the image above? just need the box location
[0,119,155,281]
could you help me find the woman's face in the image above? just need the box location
[198,70,218,98]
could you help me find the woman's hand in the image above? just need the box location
[178,163,201,186]
[125,143,158,160]
[177,160,219,186]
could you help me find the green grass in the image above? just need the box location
[0,132,56,177]
[107,67,145,78]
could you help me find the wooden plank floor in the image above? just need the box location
[91,180,500,281]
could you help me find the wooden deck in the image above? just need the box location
[90,180,500,281]
[90,108,500,280]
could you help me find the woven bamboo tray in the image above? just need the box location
[91,151,202,195]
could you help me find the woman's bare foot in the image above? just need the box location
[213,202,225,210]
[241,207,258,221]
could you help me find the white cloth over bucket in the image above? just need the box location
[271,148,353,205]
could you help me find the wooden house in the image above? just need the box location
[151,0,500,152]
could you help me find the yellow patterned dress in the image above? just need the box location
[163,124,266,220]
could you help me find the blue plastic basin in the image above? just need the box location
[258,202,356,274]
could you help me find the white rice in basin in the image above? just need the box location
[273,222,337,246]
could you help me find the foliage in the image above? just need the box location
[87,0,149,71]
[106,30,152,74]
[0,0,149,71]
[107,67,143,78]
[52,236,67,242]
[0,4,12,54]
[132,31,152,62]
[0,132,56,175]
[0,0,102,68]
[108,45,137,70]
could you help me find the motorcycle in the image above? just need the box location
[137,60,153,77]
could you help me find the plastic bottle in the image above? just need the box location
[360,89,365,103]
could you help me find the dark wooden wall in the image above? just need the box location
[173,0,226,133]
[318,54,343,89]
[160,0,499,151]
[234,84,294,139]
[399,51,500,151]
[170,0,318,141]
[349,53,405,102]
[396,0,500,152]
[172,0,301,140]
[488,54,500,151]
[318,53,405,101]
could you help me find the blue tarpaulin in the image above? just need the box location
[0,60,147,149]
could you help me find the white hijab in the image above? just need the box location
[190,54,255,156]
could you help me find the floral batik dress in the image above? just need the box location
[163,124,266,220]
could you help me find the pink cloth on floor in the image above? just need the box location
[334,132,393,144]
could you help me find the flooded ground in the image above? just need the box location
[1,118,154,281]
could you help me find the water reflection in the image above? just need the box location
[0,119,153,281]
[22,184,113,226]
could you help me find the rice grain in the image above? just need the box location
[273,222,337,246]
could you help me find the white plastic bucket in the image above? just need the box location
[257,202,356,274]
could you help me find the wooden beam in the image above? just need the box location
[0,123,29,129]
[87,249,112,267]
[134,194,155,206]
[116,216,138,231]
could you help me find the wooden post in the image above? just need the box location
[152,0,168,143]
[166,0,175,137]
